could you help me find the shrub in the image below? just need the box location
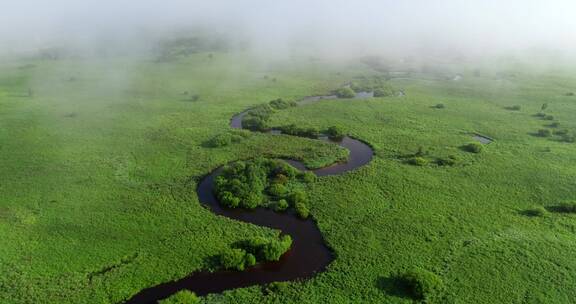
[326,126,345,140]
[245,253,257,267]
[299,171,316,183]
[414,146,427,157]
[536,129,552,137]
[560,134,576,143]
[264,282,290,295]
[547,122,560,128]
[523,206,547,217]
[566,92,574,96]
[205,130,250,147]
[249,104,274,118]
[268,160,297,178]
[205,133,232,147]
[241,192,262,209]
[553,201,576,213]
[544,115,554,121]
[407,157,428,166]
[275,199,289,212]
[242,116,266,131]
[302,127,320,139]
[261,235,292,261]
[219,191,240,208]
[373,87,394,97]
[433,103,445,109]
[272,173,289,185]
[535,112,546,118]
[242,104,274,131]
[279,124,319,139]
[554,129,569,136]
[268,183,288,197]
[295,201,310,219]
[288,190,308,206]
[397,268,445,301]
[436,155,458,166]
[350,76,396,94]
[183,94,200,102]
[335,87,356,98]
[541,103,549,111]
[462,142,483,153]
[269,98,297,109]
[241,235,292,261]
[231,129,252,138]
[159,290,199,304]
[219,248,250,271]
[506,105,521,111]
[279,124,299,136]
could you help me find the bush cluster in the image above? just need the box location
[462,142,483,153]
[350,76,396,96]
[219,248,256,271]
[274,199,289,212]
[523,206,547,217]
[269,98,297,110]
[279,124,320,139]
[325,125,345,141]
[536,129,552,137]
[241,97,298,131]
[373,87,395,97]
[436,155,459,166]
[288,190,310,219]
[159,290,199,304]
[433,103,445,109]
[407,157,428,166]
[205,130,250,148]
[553,129,575,143]
[236,235,293,262]
[334,87,356,98]
[397,268,445,301]
[553,201,576,213]
[214,159,314,217]
[219,235,293,271]
[242,104,274,131]
[505,105,521,111]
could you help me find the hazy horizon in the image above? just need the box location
[3,0,576,60]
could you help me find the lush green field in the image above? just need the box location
[0,52,575,303]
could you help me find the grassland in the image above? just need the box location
[0,52,575,303]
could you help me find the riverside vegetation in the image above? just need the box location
[0,47,575,304]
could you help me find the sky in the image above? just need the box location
[2,0,576,57]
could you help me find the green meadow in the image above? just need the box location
[0,51,575,303]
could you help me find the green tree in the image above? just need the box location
[326,126,344,140]
[398,268,445,301]
[219,191,240,208]
[219,248,249,271]
[295,201,310,219]
[275,199,289,212]
[268,183,288,197]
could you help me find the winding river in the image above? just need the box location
[126,91,374,303]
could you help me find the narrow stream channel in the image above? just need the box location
[126,91,374,303]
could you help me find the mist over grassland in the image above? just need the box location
[2,0,576,64]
